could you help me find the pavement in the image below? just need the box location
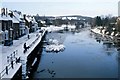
[0,30,45,79]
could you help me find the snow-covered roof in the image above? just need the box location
[0,30,4,34]
[10,28,13,30]
[25,26,30,29]
[12,17,19,23]
[6,10,25,23]
[13,11,21,21]
[5,30,8,33]
[40,20,45,24]
[26,16,37,24]
[26,16,32,22]
[19,14,24,19]
[0,15,12,21]
[31,17,37,24]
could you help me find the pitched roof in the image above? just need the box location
[12,17,19,23]
[0,14,12,21]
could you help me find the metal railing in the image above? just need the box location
[24,33,42,53]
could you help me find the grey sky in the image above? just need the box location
[1,0,119,17]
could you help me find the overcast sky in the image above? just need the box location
[1,0,119,17]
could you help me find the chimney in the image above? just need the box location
[1,8,5,16]
[6,8,7,17]
[10,12,13,18]
[23,14,26,20]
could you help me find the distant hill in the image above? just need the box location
[59,15,92,18]
[57,15,93,23]
[34,15,93,24]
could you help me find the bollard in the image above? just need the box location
[6,66,8,75]
[28,34,30,39]
[11,61,14,69]
[7,56,9,63]
[16,58,18,64]
[11,54,12,61]
[13,51,15,58]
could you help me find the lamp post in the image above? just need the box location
[26,26,30,39]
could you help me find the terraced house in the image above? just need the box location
[0,8,13,46]
[24,15,38,33]
[0,8,28,46]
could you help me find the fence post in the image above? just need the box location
[7,56,9,63]
[13,51,15,58]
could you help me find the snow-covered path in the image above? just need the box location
[0,29,46,79]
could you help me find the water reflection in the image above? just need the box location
[117,51,120,79]
[90,31,120,57]
[45,32,68,44]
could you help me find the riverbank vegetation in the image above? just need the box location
[92,15,120,37]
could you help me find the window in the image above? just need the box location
[0,23,2,31]
[5,34,6,39]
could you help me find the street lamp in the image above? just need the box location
[25,26,30,39]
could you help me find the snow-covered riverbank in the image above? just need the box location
[91,27,112,39]
[91,27,120,39]
[41,25,76,32]
[91,27,120,49]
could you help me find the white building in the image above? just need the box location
[14,11,26,36]
[118,1,120,17]
[11,10,26,37]
[31,17,38,32]
[0,17,3,44]
[0,10,13,46]
[26,15,38,32]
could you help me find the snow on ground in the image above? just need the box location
[91,27,114,44]
[0,29,45,79]
[91,28,101,34]
[61,25,76,29]
[46,25,64,32]
[2,32,37,68]
[2,63,21,78]
[0,25,74,78]
[91,28,106,37]
[45,44,65,52]
[45,39,65,52]
[48,39,59,44]
[41,25,76,32]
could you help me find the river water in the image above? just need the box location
[32,27,120,79]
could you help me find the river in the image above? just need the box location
[32,27,120,79]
